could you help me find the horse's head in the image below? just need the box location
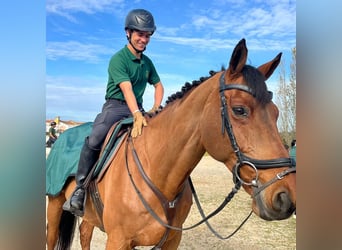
[201,39,296,220]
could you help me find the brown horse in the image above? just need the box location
[46,39,296,250]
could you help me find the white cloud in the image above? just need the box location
[46,0,126,22]
[235,4,295,38]
[46,75,106,121]
[46,0,125,14]
[192,16,216,29]
[154,35,235,50]
[154,35,294,52]
[156,26,181,36]
[154,1,295,52]
[46,41,112,63]
[46,75,105,103]
[194,4,294,38]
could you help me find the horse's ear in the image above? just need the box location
[257,52,282,80]
[228,38,248,75]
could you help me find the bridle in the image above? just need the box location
[219,72,296,197]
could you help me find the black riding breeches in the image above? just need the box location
[87,99,141,150]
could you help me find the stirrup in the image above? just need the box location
[62,189,87,217]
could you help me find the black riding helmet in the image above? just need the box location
[125,9,156,34]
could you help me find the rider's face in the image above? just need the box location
[128,30,152,52]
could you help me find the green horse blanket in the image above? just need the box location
[46,122,93,196]
[46,117,133,196]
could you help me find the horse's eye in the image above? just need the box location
[232,106,249,117]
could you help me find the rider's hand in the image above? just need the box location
[146,105,162,116]
[131,111,147,138]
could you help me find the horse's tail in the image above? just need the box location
[56,210,77,250]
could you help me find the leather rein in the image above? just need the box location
[125,136,245,248]
[124,71,296,248]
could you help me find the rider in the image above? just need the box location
[46,121,58,147]
[64,9,164,216]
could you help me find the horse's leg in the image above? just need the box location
[46,194,66,250]
[79,220,94,250]
[161,232,182,250]
[106,232,131,250]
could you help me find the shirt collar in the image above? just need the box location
[124,45,144,63]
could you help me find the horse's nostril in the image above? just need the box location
[274,192,294,213]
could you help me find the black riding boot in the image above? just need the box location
[65,137,100,216]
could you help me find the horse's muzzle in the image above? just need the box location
[254,190,296,221]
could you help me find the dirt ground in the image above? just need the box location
[46,148,296,249]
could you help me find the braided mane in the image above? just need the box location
[165,68,223,105]
[162,64,271,108]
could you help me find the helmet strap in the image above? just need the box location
[129,40,146,53]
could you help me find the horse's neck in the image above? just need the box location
[142,81,215,197]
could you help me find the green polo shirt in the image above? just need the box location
[105,45,160,104]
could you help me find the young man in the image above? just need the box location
[64,9,164,216]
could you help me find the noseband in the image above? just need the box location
[219,73,296,196]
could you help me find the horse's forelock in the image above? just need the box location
[242,65,272,104]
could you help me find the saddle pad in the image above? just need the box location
[46,122,93,196]
[46,117,134,196]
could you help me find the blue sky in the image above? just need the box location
[46,0,296,122]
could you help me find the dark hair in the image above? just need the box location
[291,139,296,147]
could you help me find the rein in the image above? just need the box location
[219,72,296,197]
[188,177,253,240]
[124,136,246,236]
